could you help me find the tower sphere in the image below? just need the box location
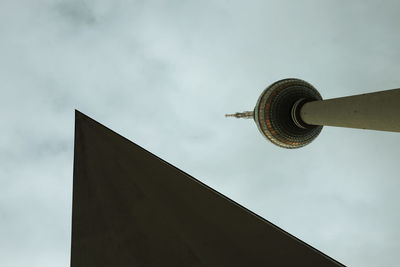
[254,78,323,149]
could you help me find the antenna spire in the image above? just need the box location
[225,111,254,119]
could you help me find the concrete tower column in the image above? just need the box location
[300,89,400,132]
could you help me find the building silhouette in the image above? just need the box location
[71,111,344,266]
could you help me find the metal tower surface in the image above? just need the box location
[71,110,344,266]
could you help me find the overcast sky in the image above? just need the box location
[1,0,400,266]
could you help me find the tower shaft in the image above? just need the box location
[300,88,400,132]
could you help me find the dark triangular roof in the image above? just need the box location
[71,111,344,266]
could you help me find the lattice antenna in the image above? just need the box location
[225,111,254,119]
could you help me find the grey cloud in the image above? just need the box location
[1,0,400,266]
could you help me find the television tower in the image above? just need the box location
[226,78,400,148]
